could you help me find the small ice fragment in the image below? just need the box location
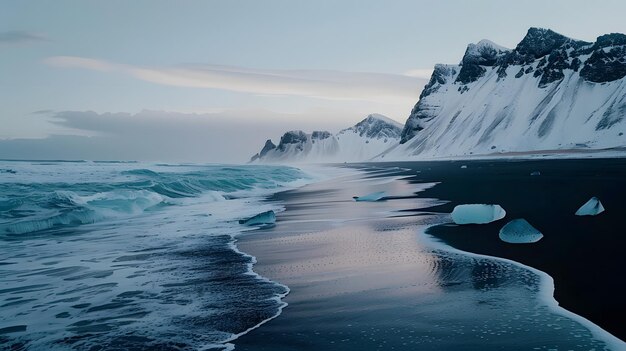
[460,165,467,169]
[451,204,506,224]
[353,191,386,202]
[530,171,541,176]
[239,210,276,225]
[575,197,605,216]
[499,219,543,243]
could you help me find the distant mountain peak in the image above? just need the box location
[456,40,509,84]
[463,39,510,62]
[277,131,308,151]
[340,113,403,140]
[260,139,276,156]
[250,113,403,163]
[515,27,588,59]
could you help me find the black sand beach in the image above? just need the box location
[235,159,625,350]
[384,158,626,340]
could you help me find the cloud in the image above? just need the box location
[44,56,428,103]
[0,109,378,163]
[31,109,56,115]
[0,30,47,45]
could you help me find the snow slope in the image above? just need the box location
[250,114,402,163]
[379,28,626,160]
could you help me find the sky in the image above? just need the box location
[2,0,626,163]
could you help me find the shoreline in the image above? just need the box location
[393,158,626,340]
[375,147,626,163]
[233,162,624,350]
[419,230,625,349]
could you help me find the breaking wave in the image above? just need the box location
[0,164,306,236]
[0,161,309,350]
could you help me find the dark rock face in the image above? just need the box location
[311,131,332,140]
[277,131,308,151]
[420,64,457,99]
[259,139,276,157]
[496,28,590,84]
[515,28,574,59]
[456,41,507,84]
[456,64,487,84]
[591,33,626,49]
[249,139,277,162]
[580,35,626,83]
[496,28,626,85]
[401,65,456,144]
[400,100,440,144]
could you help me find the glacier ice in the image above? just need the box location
[499,219,543,244]
[451,204,506,224]
[353,191,386,202]
[460,165,467,169]
[239,210,276,226]
[575,197,605,216]
[530,171,541,176]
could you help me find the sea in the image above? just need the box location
[0,160,310,350]
[1,160,624,351]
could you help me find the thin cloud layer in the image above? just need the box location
[0,109,375,163]
[0,30,47,44]
[44,56,429,103]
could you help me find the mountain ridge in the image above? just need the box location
[250,114,402,163]
[387,27,626,159]
[251,28,626,163]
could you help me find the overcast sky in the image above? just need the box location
[2,0,625,163]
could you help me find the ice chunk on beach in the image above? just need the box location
[239,210,276,225]
[451,204,506,224]
[499,219,543,244]
[575,197,605,216]
[353,191,386,202]
[460,165,467,169]
[530,171,541,176]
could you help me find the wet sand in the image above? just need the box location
[234,162,625,350]
[380,158,626,340]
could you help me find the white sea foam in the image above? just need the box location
[0,160,321,350]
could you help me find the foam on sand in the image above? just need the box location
[451,204,506,224]
[499,218,543,244]
[575,197,605,216]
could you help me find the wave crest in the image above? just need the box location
[0,165,306,236]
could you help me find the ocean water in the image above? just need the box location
[0,160,310,350]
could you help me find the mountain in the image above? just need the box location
[379,28,626,160]
[250,114,402,163]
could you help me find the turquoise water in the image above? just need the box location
[0,160,308,350]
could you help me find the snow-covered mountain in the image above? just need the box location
[250,114,402,163]
[379,28,626,160]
